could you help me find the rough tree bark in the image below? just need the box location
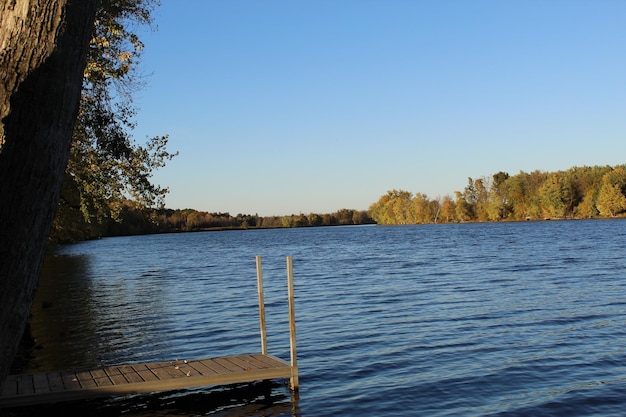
[0,0,98,391]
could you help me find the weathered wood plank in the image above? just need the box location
[32,373,50,393]
[253,354,290,368]
[45,372,64,392]
[116,365,144,384]
[235,354,270,370]
[60,372,81,391]
[213,357,244,373]
[102,366,129,385]
[16,374,34,395]
[174,362,201,377]
[75,370,98,389]
[145,362,185,380]
[224,355,258,371]
[198,358,233,375]
[90,369,113,387]
[185,360,219,376]
[131,364,160,382]
[1,377,16,397]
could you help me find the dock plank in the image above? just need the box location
[60,372,81,391]
[185,360,219,376]
[239,354,273,370]
[131,364,160,382]
[145,362,185,380]
[0,354,293,408]
[90,369,114,387]
[213,357,245,373]
[224,355,259,371]
[174,362,201,378]
[32,374,50,393]
[198,358,233,375]
[75,370,98,389]
[45,373,64,392]
[116,365,144,384]
[1,378,15,397]
[102,366,129,385]
[254,354,291,368]
[16,375,34,396]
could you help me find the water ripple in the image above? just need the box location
[22,220,626,416]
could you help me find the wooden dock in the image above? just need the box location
[0,256,298,408]
[1,354,291,407]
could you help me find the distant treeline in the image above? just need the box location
[51,203,375,243]
[370,165,626,225]
[151,208,375,232]
[51,164,626,243]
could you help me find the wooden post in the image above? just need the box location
[286,256,299,390]
[256,256,268,355]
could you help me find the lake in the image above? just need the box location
[13,219,626,416]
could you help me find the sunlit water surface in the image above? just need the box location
[12,220,626,416]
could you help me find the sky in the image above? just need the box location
[132,0,626,216]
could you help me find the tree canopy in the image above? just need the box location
[51,0,177,243]
[369,165,626,225]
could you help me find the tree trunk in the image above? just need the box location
[0,0,97,390]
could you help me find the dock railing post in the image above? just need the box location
[286,256,299,390]
[256,255,268,355]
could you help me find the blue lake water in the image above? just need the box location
[16,220,626,416]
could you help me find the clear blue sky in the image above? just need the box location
[133,0,626,216]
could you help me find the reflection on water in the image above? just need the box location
[29,254,99,371]
[29,253,176,372]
